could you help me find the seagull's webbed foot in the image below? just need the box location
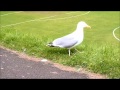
[75,48,84,53]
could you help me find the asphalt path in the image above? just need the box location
[0,47,106,79]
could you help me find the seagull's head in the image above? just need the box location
[77,21,91,29]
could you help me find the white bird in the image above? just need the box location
[47,21,91,56]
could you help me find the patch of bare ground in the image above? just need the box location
[0,46,108,79]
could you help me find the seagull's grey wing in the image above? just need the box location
[53,35,78,48]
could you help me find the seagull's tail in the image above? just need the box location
[46,42,55,47]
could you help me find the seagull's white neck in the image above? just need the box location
[72,26,84,41]
[69,26,84,47]
[75,27,84,34]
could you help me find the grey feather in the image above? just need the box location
[53,35,78,48]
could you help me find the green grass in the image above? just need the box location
[0,11,120,78]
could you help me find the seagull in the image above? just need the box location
[47,21,91,56]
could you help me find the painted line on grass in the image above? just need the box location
[113,26,120,42]
[65,11,79,14]
[1,11,90,28]
[0,11,23,16]
[1,15,57,28]
[41,11,90,21]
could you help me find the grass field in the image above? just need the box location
[0,11,120,78]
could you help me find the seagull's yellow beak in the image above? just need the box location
[86,25,91,29]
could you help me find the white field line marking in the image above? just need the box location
[65,11,79,14]
[41,11,90,21]
[112,26,120,42]
[0,11,77,16]
[0,11,23,16]
[1,15,57,28]
[1,11,90,28]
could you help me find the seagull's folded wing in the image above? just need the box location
[53,35,78,48]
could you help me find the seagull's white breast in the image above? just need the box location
[71,30,84,47]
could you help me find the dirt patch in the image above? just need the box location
[52,63,107,79]
[0,46,108,79]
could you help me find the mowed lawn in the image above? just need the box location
[0,11,120,78]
